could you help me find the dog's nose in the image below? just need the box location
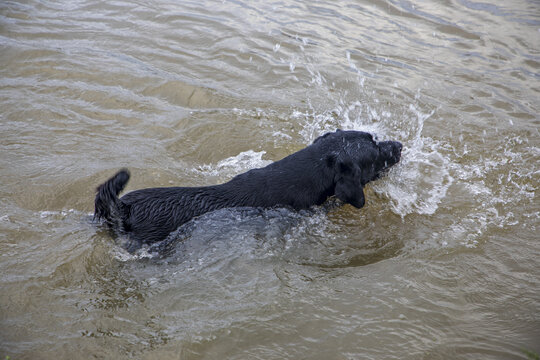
[394,142,403,156]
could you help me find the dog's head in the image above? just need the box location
[315,129,402,208]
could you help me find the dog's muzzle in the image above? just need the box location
[379,141,402,168]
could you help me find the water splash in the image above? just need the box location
[295,100,385,144]
[293,71,452,219]
[375,139,454,217]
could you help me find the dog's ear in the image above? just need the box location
[334,161,365,209]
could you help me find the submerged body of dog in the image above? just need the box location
[95,130,402,248]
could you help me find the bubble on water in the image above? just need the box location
[39,209,80,224]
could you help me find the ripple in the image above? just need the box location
[2,0,539,358]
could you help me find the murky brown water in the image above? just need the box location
[1,0,539,358]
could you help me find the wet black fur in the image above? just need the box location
[94,130,402,248]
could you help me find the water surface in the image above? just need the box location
[1,0,539,359]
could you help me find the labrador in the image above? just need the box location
[94,130,402,249]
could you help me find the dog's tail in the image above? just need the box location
[94,169,130,228]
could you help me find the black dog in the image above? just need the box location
[94,130,402,248]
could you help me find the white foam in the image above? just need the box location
[39,209,80,223]
[112,246,157,262]
[196,150,272,178]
